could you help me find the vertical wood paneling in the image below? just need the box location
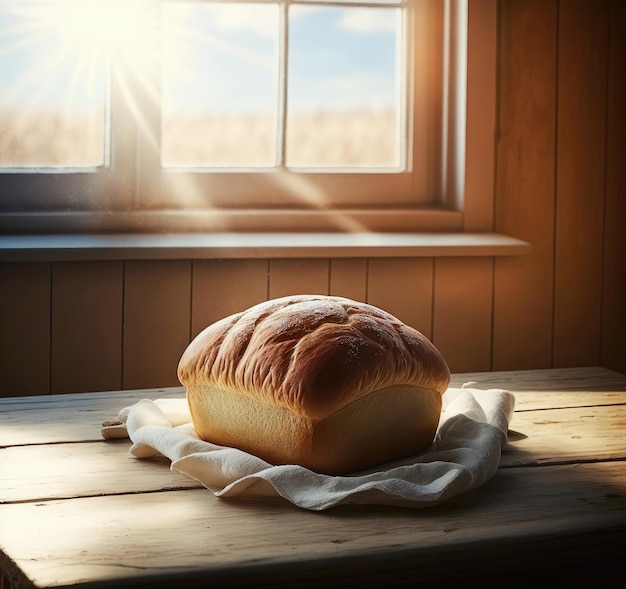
[464,0,497,231]
[553,0,609,367]
[367,258,433,338]
[329,259,367,302]
[0,263,50,396]
[51,262,123,394]
[191,259,269,337]
[268,259,330,298]
[601,0,626,374]
[493,0,557,370]
[433,258,493,373]
[123,261,191,389]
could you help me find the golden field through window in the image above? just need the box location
[0,0,492,233]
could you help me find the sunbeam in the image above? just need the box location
[0,0,159,167]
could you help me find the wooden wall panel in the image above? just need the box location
[0,263,51,396]
[464,0,497,231]
[123,261,191,389]
[433,258,493,373]
[601,0,626,374]
[553,0,609,367]
[190,259,269,338]
[329,259,367,302]
[51,262,123,394]
[268,259,330,298]
[367,258,433,338]
[493,0,557,370]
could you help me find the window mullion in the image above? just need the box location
[276,1,290,168]
[109,48,139,209]
[399,2,411,172]
[133,0,163,207]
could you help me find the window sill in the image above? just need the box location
[0,208,463,234]
[0,232,530,262]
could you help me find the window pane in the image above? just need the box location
[286,5,401,169]
[161,2,279,168]
[299,0,403,4]
[0,1,107,168]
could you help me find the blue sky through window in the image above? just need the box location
[0,1,401,168]
[0,1,399,114]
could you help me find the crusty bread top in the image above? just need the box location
[178,295,450,421]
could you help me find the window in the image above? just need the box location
[0,0,494,233]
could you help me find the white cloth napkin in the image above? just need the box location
[101,385,515,511]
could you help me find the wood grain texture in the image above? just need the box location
[601,0,626,374]
[367,258,434,338]
[450,366,626,395]
[329,258,367,302]
[190,259,268,338]
[123,261,191,389]
[268,258,330,298]
[0,263,50,397]
[464,0,497,231]
[502,403,626,466]
[0,387,184,448]
[2,396,625,503]
[553,0,609,367]
[51,262,123,394]
[0,463,624,587]
[433,257,493,372]
[0,442,202,503]
[2,368,625,588]
[493,0,557,370]
[2,367,623,448]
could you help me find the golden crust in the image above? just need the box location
[178,295,450,421]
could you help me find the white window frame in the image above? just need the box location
[0,0,497,234]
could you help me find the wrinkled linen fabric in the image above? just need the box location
[101,385,515,511]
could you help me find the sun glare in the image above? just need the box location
[55,2,132,50]
[0,0,164,167]
[41,0,155,62]
[1,0,401,170]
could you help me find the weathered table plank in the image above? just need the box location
[1,462,625,589]
[2,367,625,448]
[0,388,185,447]
[452,366,626,411]
[2,401,626,503]
[1,367,625,589]
[501,402,626,466]
[452,366,626,393]
[0,441,202,504]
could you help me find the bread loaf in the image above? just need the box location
[177,294,450,474]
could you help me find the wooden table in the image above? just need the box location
[1,367,626,588]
